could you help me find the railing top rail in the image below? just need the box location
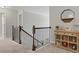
[34,27,51,29]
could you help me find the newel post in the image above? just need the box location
[12,25,14,41]
[19,25,22,44]
[32,25,36,51]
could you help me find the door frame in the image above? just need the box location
[17,10,24,43]
[0,12,6,40]
[18,10,24,27]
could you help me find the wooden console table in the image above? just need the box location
[54,30,79,53]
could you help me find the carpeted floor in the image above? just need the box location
[0,40,33,53]
[0,40,71,53]
[35,43,71,53]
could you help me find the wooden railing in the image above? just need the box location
[19,25,43,51]
[12,25,21,44]
[35,27,51,29]
[19,25,22,44]
[12,25,51,51]
[12,25,22,44]
[12,25,14,41]
[32,25,51,51]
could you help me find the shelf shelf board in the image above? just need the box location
[55,45,78,53]
[61,40,69,42]
[68,48,78,53]
[60,45,77,53]
[54,30,79,34]
[55,39,78,44]
[69,41,77,44]
[56,39,61,41]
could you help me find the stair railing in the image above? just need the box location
[12,25,51,51]
[32,25,51,51]
[19,25,43,51]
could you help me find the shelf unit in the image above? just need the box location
[54,30,79,53]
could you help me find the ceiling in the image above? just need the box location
[7,6,49,16]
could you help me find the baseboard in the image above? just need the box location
[0,37,11,40]
[5,37,12,40]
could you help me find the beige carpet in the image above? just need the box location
[0,40,33,53]
[35,43,71,53]
[0,40,71,53]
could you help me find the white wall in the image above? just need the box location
[0,8,18,40]
[21,11,49,48]
[23,11,49,34]
[0,6,49,48]
[6,9,18,39]
[50,6,79,43]
[8,6,49,16]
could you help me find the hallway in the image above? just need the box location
[0,6,78,53]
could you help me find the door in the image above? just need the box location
[2,13,6,40]
[18,14,23,27]
[17,14,23,43]
[18,13,33,49]
[0,13,6,40]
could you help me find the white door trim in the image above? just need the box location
[18,10,24,26]
[2,13,6,40]
[17,10,24,43]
